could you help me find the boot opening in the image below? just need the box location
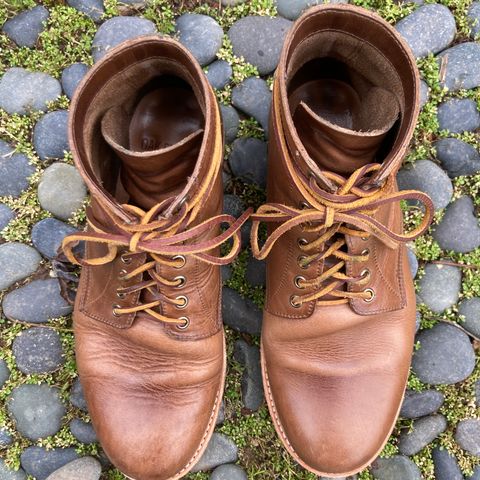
[103,75,204,153]
[285,30,403,174]
[101,73,204,209]
[70,38,213,212]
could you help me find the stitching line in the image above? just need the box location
[263,364,297,455]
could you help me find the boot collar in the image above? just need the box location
[274,3,420,194]
[68,36,220,225]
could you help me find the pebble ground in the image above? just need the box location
[0,1,480,479]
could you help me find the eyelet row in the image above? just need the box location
[112,304,190,330]
[294,275,306,289]
[118,269,128,280]
[297,237,308,247]
[174,275,186,288]
[112,304,122,317]
[113,253,189,327]
[360,268,370,281]
[172,255,186,268]
[297,255,310,269]
[177,316,190,329]
[121,253,132,265]
[363,288,375,302]
[289,289,375,309]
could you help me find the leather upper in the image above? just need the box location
[67,37,228,480]
[258,4,425,477]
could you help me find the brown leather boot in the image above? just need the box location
[250,5,434,477]
[62,37,248,480]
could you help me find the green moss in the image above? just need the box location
[352,0,416,23]
[454,174,480,206]
[103,470,128,480]
[225,248,265,309]
[0,1,479,479]
[0,109,41,158]
[215,36,259,103]
[407,370,428,392]
[237,118,265,140]
[412,448,435,480]
[436,0,474,38]
[192,0,277,29]
[2,5,96,77]
[68,198,90,228]
[436,364,480,477]
[412,235,443,262]
[358,471,375,480]
[103,0,120,18]
[185,473,210,480]
[142,0,176,34]
[0,186,51,243]
[458,249,480,297]
[0,0,36,27]
[379,439,399,458]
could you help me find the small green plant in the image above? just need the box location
[3,5,96,76]
[143,0,176,33]
[0,1,479,479]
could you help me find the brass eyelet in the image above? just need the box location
[294,275,306,289]
[360,269,370,281]
[116,290,127,299]
[297,255,310,269]
[112,304,122,316]
[290,295,302,308]
[361,249,370,256]
[118,269,128,280]
[297,238,308,247]
[120,253,132,264]
[175,295,188,309]
[172,255,186,269]
[177,316,190,330]
[174,276,186,288]
[363,288,375,302]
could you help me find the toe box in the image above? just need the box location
[262,305,415,476]
[75,315,225,480]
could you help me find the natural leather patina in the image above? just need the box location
[63,37,248,480]
[251,5,433,477]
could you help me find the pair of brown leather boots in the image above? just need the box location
[63,4,433,480]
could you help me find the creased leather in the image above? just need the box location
[259,4,423,477]
[292,95,399,174]
[68,37,227,480]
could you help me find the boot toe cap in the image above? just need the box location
[261,312,412,476]
[265,364,402,475]
[74,318,225,480]
[84,375,223,480]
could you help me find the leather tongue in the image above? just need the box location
[292,84,400,174]
[101,104,203,210]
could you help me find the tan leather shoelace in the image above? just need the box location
[251,163,434,307]
[63,198,251,326]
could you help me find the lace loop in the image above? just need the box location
[63,202,252,325]
[251,164,433,306]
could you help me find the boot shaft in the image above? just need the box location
[69,36,223,228]
[272,3,420,192]
[64,37,248,337]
